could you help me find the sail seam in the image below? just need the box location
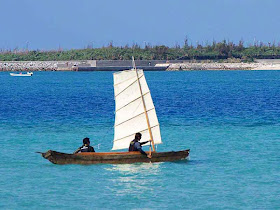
[114,73,144,87]
[114,76,142,98]
[115,91,150,112]
[114,107,155,127]
[113,124,160,142]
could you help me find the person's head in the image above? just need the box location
[135,133,142,141]
[83,137,90,145]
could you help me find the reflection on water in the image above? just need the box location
[108,162,161,174]
[104,163,162,197]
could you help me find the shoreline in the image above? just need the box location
[1,59,280,71]
[167,64,280,71]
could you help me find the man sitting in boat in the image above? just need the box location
[73,137,95,154]
[129,133,151,158]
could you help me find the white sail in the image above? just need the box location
[112,69,162,150]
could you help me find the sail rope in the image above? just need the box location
[93,144,101,150]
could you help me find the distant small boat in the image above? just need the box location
[10,72,33,77]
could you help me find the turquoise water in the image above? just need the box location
[0,71,279,209]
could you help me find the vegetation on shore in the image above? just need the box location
[1,39,280,61]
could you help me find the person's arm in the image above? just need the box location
[90,146,95,152]
[134,142,148,156]
[140,141,149,146]
[73,147,81,154]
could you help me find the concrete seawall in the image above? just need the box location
[1,59,280,71]
[0,60,170,71]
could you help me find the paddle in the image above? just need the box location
[148,140,152,159]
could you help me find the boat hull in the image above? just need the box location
[40,150,190,165]
[10,73,33,76]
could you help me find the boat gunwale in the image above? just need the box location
[69,149,190,156]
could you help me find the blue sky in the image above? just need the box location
[0,0,279,50]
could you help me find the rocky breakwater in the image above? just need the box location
[167,59,280,70]
[167,62,257,70]
[0,61,89,71]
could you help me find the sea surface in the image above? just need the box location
[0,71,279,209]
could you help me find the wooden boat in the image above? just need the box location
[10,72,33,76]
[40,58,190,164]
[40,150,190,165]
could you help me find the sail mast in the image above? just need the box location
[132,57,156,152]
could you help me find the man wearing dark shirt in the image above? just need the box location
[74,137,95,154]
[129,133,151,158]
